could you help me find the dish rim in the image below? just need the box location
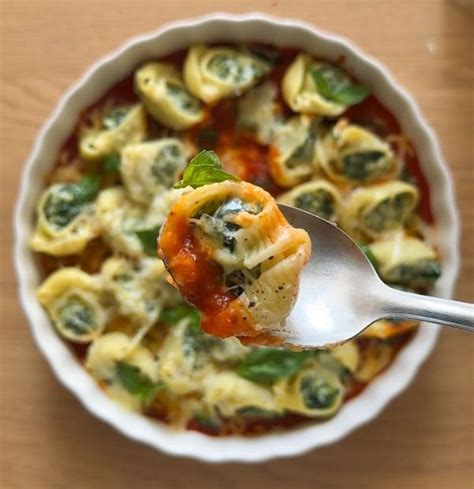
[13,12,460,462]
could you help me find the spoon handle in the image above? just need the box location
[378,286,474,332]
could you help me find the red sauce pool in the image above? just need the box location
[43,43,433,436]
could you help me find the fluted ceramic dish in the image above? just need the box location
[14,12,460,462]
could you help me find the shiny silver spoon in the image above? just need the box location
[279,204,474,348]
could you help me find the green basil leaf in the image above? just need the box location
[174,150,239,188]
[115,361,162,403]
[359,244,378,269]
[159,303,201,331]
[309,65,370,106]
[237,348,311,385]
[332,84,372,105]
[71,173,101,204]
[134,225,161,256]
[104,153,121,173]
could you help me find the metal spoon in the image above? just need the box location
[278,204,474,348]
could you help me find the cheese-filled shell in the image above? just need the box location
[282,53,347,116]
[273,361,344,417]
[80,104,147,161]
[278,179,342,222]
[268,115,318,188]
[342,180,419,238]
[368,233,441,289]
[158,181,311,342]
[183,44,270,104]
[37,267,107,343]
[31,183,98,256]
[120,138,188,204]
[135,62,205,130]
[316,121,397,185]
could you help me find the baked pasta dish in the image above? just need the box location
[32,43,441,435]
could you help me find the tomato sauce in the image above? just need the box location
[41,43,434,436]
[159,211,256,338]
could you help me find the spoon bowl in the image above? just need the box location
[279,204,474,348]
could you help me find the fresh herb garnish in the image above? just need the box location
[359,244,378,269]
[309,65,371,106]
[104,153,121,173]
[115,361,163,403]
[174,150,239,189]
[159,303,201,331]
[237,348,311,385]
[134,225,161,256]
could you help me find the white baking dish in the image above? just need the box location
[14,12,459,462]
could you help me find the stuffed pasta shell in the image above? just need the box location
[342,181,419,238]
[121,138,188,204]
[268,115,318,187]
[158,320,217,396]
[278,179,341,221]
[101,257,170,326]
[368,233,441,289]
[85,332,160,410]
[79,104,147,161]
[203,372,281,417]
[237,82,281,144]
[37,268,107,343]
[30,178,99,256]
[158,180,311,342]
[96,188,149,258]
[316,120,397,185]
[135,62,205,130]
[282,53,350,116]
[183,44,270,104]
[274,361,344,417]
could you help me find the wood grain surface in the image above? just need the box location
[1,1,473,488]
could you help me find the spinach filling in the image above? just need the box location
[384,259,441,288]
[151,143,185,187]
[340,150,386,180]
[43,175,99,229]
[225,265,261,297]
[294,190,335,220]
[196,197,262,253]
[300,375,340,410]
[286,119,318,170]
[363,192,413,232]
[165,82,202,114]
[56,294,96,336]
[207,53,263,84]
[102,106,130,130]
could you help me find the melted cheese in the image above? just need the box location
[121,138,188,204]
[203,372,280,417]
[80,105,147,161]
[237,82,280,144]
[85,331,159,411]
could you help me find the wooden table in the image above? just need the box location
[1,1,473,487]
